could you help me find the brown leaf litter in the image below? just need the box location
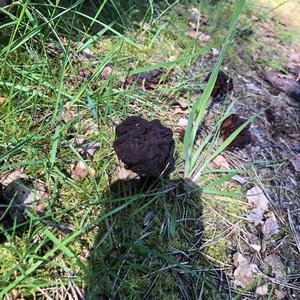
[246,186,269,225]
[289,153,300,172]
[261,71,300,103]
[233,252,259,288]
[256,283,269,296]
[0,96,7,105]
[186,30,210,42]
[69,161,96,180]
[1,172,50,223]
[76,140,100,159]
[212,154,231,169]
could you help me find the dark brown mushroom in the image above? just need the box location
[114,116,175,178]
[220,114,252,149]
[135,68,165,89]
[205,70,234,100]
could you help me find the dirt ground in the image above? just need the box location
[203,1,300,297]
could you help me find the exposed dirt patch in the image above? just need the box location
[169,3,300,297]
[253,0,300,43]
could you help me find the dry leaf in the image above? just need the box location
[117,161,139,181]
[256,284,268,296]
[82,48,93,56]
[187,30,210,41]
[265,254,286,281]
[1,170,27,187]
[2,179,49,220]
[233,253,258,288]
[172,107,188,115]
[231,175,246,185]
[189,21,197,30]
[198,32,210,41]
[274,289,285,299]
[261,71,300,103]
[212,155,230,169]
[100,65,123,79]
[135,68,165,90]
[62,101,76,123]
[76,141,100,159]
[101,65,113,79]
[177,118,188,127]
[246,186,269,225]
[0,97,8,105]
[262,211,279,240]
[211,48,220,57]
[188,7,200,22]
[81,119,99,136]
[176,98,188,109]
[143,211,154,227]
[290,154,300,172]
[175,4,187,15]
[76,68,93,83]
[71,161,96,180]
[175,127,185,143]
[249,234,261,252]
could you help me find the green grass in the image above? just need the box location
[0,1,241,299]
[0,0,288,298]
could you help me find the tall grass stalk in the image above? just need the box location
[184,0,246,180]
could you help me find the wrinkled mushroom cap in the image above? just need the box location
[114,116,175,178]
[205,70,234,98]
[220,114,251,149]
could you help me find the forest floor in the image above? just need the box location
[0,0,300,299]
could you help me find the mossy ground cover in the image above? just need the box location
[0,1,299,299]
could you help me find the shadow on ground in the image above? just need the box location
[84,177,230,299]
